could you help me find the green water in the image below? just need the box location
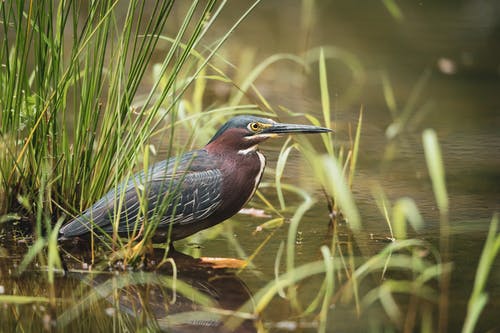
[1,1,499,332]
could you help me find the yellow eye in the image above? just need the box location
[248,122,261,132]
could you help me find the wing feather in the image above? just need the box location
[60,150,223,238]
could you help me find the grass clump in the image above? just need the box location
[0,0,261,310]
[0,0,264,254]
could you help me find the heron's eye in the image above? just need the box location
[248,122,262,132]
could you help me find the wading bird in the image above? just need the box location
[59,115,331,242]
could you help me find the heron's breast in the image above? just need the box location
[219,151,266,213]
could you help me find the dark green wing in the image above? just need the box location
[59,150,223,238]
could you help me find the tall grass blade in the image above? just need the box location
[462,214,500,333]
[381,72,397,118]
[371,184,395,238]
[422,129,448,213]
[274,241,286,298]
[382,0,404,21]
[284,184,315,274]
[348,107,363,187]
[319,246,334,333]
[422,129,450,332]
[17,238,46,275]
[275,138,293,210]
[305,46,365,107]
[392,197,424,239]
[318,48,334,156]
[386,70,431,139]
[0,295,50,304]
[320,155,361,229]
[318,50,330,125]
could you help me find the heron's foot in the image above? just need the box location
[109,240,154,269]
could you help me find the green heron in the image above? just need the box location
[59,115,331,242]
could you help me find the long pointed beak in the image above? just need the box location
[262,122,333,135]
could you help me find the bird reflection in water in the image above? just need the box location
[62,249,256,333]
